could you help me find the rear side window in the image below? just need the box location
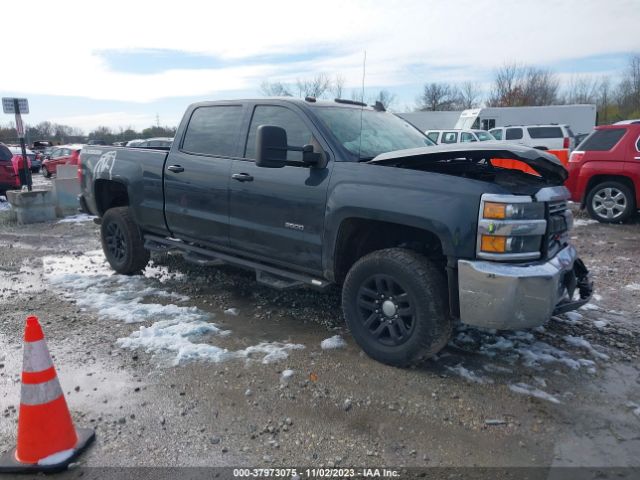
[442,132,458,143]
[426,132,439,143]
[0,144,11,161]
[490,129,502,140]
[527,127,563,138]
[245,106,314,161]
[506,128,523,140]
[579,129,626,151]
[182,106,244,157]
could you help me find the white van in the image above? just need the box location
[489,124,575,150]
[425,129,496,144]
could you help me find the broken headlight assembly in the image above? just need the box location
[477,194,546,261]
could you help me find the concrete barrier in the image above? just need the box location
[6,190,57,225]
[56,165,77,180]
[52,177,80,217]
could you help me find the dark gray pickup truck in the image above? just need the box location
[78,98,592,366]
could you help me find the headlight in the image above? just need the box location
[477,194,546,261]
[482,201,545,220]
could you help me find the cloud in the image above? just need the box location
[1,0,638,105]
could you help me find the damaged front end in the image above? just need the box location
[370,143,593,330]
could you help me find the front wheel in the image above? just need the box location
[586,181,636,223]
[41,166,51,178]
[341,248,451,367]
[100,207,150,274]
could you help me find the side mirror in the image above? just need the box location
[301,144,327,168]
[256,125,287,168]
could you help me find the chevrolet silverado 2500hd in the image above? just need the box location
[78,98,592,366]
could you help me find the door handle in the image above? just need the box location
[231,173,254,182]
[167,165,184,173]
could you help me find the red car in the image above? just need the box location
[566,121,640,223]
[0,143,21,195]
[41,144,82,178]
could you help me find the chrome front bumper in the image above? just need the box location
[458,245,592,330]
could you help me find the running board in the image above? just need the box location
[143,234,332,291]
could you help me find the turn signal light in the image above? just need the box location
[480,235,507,253]
[483,202,506,219]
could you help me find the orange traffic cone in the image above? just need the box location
[0,316,94,473]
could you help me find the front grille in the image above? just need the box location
[546,200,570,258]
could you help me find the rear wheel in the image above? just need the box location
[100,207,150,274]
[586,181,635,223]
[342,248,451,367]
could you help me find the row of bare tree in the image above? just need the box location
[260,54,640,123]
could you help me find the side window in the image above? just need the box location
[442,132,458,144]
[481,119,496,130]
[506,128,523,140]
[460,132,476,143]
[490,129,502,140]
[245,106,314,162]
[426,132,439,143]
[51,149,62,158]
[182,105,244,157]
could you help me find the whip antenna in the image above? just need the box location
[358,50,366,160]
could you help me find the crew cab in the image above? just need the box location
[78,98,592,366]
[566,122,640,223]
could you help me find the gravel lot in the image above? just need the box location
[0,202,639,472]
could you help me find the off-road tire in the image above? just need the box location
[342,248,451,367]
[100,207,150,274]
[586,181,636,223]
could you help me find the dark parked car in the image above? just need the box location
[79,98,592,366]
[8,146,40,173]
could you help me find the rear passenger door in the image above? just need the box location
[164,104,245,246]
[228,104,331,273]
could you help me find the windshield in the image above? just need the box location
[475,131,495,141]
[314,107,434,160]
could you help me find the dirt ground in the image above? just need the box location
[0,200,639,475]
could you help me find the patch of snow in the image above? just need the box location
[593,294,603,301]
[564,311,583,322]
[573,219,598,227]
[593,320,608,329]
[37,448,74,466]
[482,364,513,374]
[143,262,186,283]
[224,308,239,316]
[624,283,640,291]
[281,369,295,380]
[57,213,96,223]
[44,251,304,365]
[446,364,492,384]
[320,335,347,350]
[563,335,610,360]
[581,303,601,311]
[509,383,561,404]
[0,196,10,211]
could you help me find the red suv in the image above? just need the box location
[41,145,82,178]
[0,143,20,195]
[566,121,640,223]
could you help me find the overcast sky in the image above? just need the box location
[1,0,639,133]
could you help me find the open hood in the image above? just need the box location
[369,142,568,184]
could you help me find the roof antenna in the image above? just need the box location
[358,50,367,161]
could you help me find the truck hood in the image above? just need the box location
[369,142,568,184]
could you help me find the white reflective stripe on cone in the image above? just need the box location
[22,339,53,373]
[20,378,64,406]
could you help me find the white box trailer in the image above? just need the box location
[455,104,597,136]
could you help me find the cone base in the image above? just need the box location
[0,427,95,473]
